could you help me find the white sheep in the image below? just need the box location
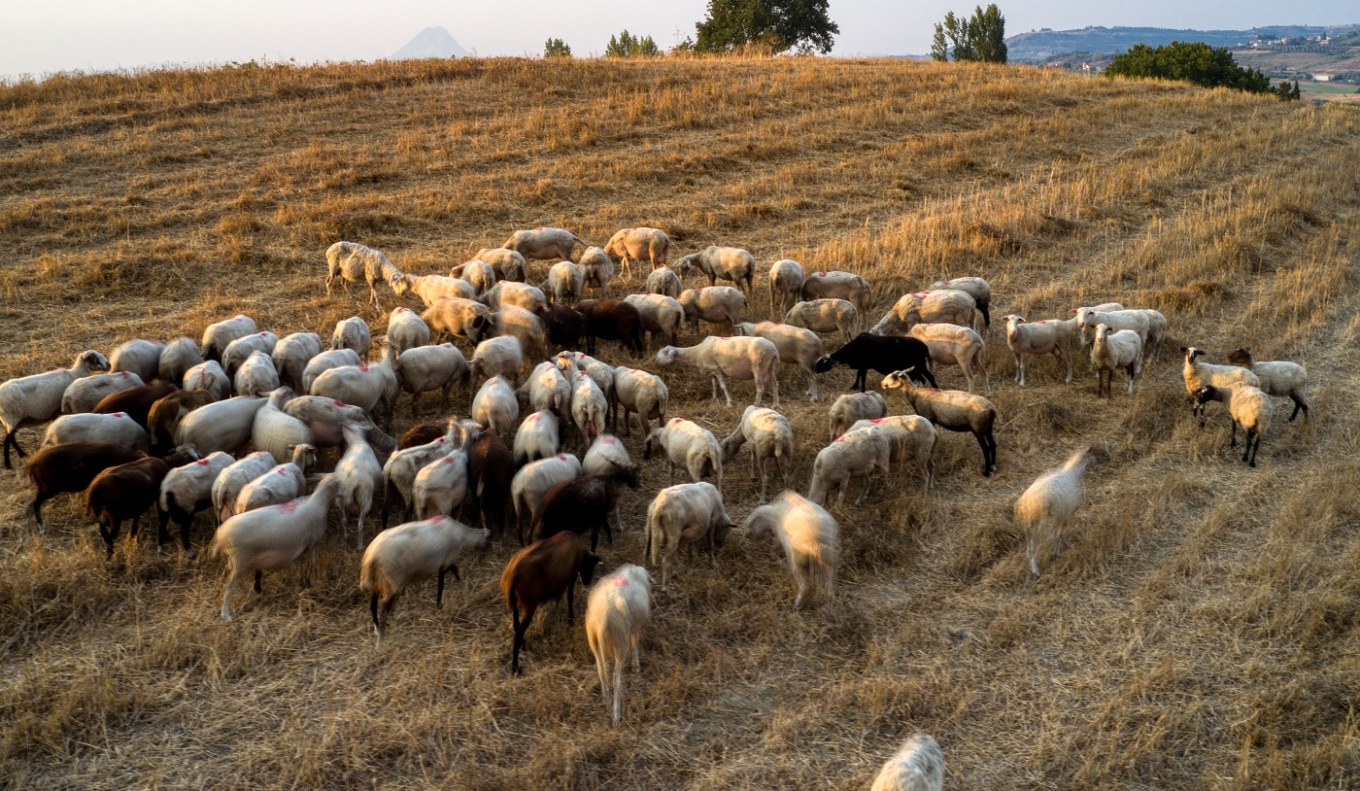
[799,270,871,313]
[523,361,572,422]
[880,369,998,477]
[334,422,384,549]
[235,443,318,514]
[109,339,164,382]
[212,451,277,523]
[470,247,528,282]
[676,286,746,334]
[183,360,232,401]
[503,227,587,261]
[768,259,804,316]
[391,272,476,306]
[360,516,490,646]
[394,343,470,416]
[1182,345,1261,424]
[42,411,150,452]
[1075,307,1150,353]
[272,332,322,391]
[585,563,654,724]
[412,449,469,519]
[61,370,144,414]
[222,331,279,378]
[470,335,524,386]
[1002,315,1070,387]
[492,305,547,362]
[735,320,824,401]
[325,241,401,309]
[676,246,755,296]
[301,348,362,393]
[386,306,431,355]
[583,433,639,530]
[720,405,793,502]
[645,266,683,298]
[848,416,937,495]
[420,297,494,345]
[330,317,372,360]
[481,281,548,316]
[644,417,723,489]
[157,337,202,384]
[1194,383,1272,467]
[655,336,780,409]
[380,420,463,526]
[827,391,888,442]
[543,260,585,305]
[930,276,992,328]
[611,365,669,437]
[514,409,561,467]
[604,227,670,274]
[175,395,267,456]
[644,482,732,589]
[555,351,617,422]
[510,453,582,544]
[201,314,258,361]
[886,289,978,332]
[1016,446,1101,581]
[233,350,280,397]
[908,322,990,395]
[471,375,519,438]
[783,298,859,343]
[623,294,684,348]
[158,451,235,553]
[0,349,109,468]
[309,342,399,428]
[745,491,838,610]
[807,427,892,507]
[1226,347,1309,422]
[578,246,616,295]
[251,386,313,465]
[452,259,497,296]
[1091,324,1143,397]
[211,475,344,620]
[870,734,945,791]
[569,369,609,446]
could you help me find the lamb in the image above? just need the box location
[503,227,588,261]
[515,410,561,467]
[848,416,937,495]
[574,299,646,356]
[85,445,201,558]
[645,266,683,298]
[655,336,780,409]
[24,441,143,532]
[585,563,654,724]
[814,333,935,391]
[768,259,804,316]
[233,350,280,397]
[481,281,549,316]
[533,463,641,550]
[1181,346,1261,424]
[500,531,603,675]
[360,516,490,646]
[412,449,470,519]
[611,365,668,436]
[147,388,217,452]
[174,395,267,456]
[470,335,524,386]
[454,259,497,296]
[543,260,584,305]
[157,451,235,553]
[908,322,991,395]
[644,417,723,489]
[745,492,838,610]
[334,422,385,548]
[221,331,279,378]
[881,368,998,476]
[471,375,520,439]
[271,332,322,391]
[1194,383,1272,467]
[523,361,572,423]
[201,314,258,362]
[783,299,859,344]
[309,342,399,428]
[330,317,372,360]
[511,453,583,545]
[676,286,746,334]
[570,369,610,446]
[182,361,232,401]
[302,348,363,392]
[0,349,110,468]
[720,406,794,502]
[466,430,514,536]
[1016,446,1101,581]
[211,475,345,620]
[492,304,548,362]
[212,451,278,523]
[43,411,151,453]
[827,391,888,442]
[1225,347,1309,421]
[622,294,684,348]
[799,270,870,313]
[234,443,317,515]
[385,306,431,355]
[470,247,528,282]
[675,246,755,297]
[869,734,945,791]
[884,290,978,332]
[92,381,178,431]
[394,343,470,416]
[807,427,892,507]
[390,272,476,306]
[250,387,313,465]
[109,339,164,382]
[1091,324,1143,397]
[157,337,202,384]
[604,226,670,274]
[1002,315,1070,387]
[578,246,616,295]
[325,241,402,310]
[930,276,992,328]
[644,482,733,589]
[735,321,824,401]
[61,370,144,414]
[420,297,494,345]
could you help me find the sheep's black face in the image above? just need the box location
[580,554,603,585]
[814,355,835,373]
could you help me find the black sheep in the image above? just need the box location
[815,332,937,391]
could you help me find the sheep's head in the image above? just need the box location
[606,459,641,489]
[642,428,664,460]
[389,272,409,294]
[1183,346,1204,364]
[655,347,679,366]
[79,350,111,372]
[813,355,836,374]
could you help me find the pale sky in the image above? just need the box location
[1,1,1353,80]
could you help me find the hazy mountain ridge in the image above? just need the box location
[390,26,467,60]
[1006,24,1360,63]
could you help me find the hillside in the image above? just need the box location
[2,58,1359,790]
[1007,24,1360,62]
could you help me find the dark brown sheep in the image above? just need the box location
[532,463,641,551]
[542,305,588,352]
[573,299,645,356]
[466,430,513,539]
[25,441,144,531]
[500,532,603,676]
[93,381,179,430]
[86,445,200,558]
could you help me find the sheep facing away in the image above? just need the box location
[500,531,603,675]
[720,405,794,502]
[644,481,733,589]
[745,491,838,610]
[1015,446,1103,582]
[870,733,945,791]
[806,427,892,508]
[585,563,654,724]
[360,516,490,646]
[1226,347,1309,422]
[1194,383,1273,467]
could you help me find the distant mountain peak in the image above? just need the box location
[391,26,467,60]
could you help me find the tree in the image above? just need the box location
[694,0,839,55]
[605,30,659,58]
[931,4,1007,63]
[1105,42,1272,94]
[543,38,572,59]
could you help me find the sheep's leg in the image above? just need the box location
[31,495,47,533]
[714,372,733,407]
[978,355,992,397]
[1230,420,1239,448]
[793,574,808,610]
[631,632,641,672]
[511,603,534,676]
[253,569,263,593]
[612,655,625,725]
[221,575,240,621]
[565,582,576,627]
[1014,352,1024,386]
[806,365,818,402]
[1290,397,1306,422]
[855,475,873,506]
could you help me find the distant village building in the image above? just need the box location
[1313,73,1333,82]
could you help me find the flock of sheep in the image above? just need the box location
[1,223,1314,790]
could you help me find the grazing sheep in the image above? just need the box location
[656,336,780,409]
[503,227,587,262]
[386,306,431,355]
[604,227,670,274]
[881,368,998,476]
[870,734,945,791]
[201,315,258,362]
[645,417,723,489]
[611,365,668,437]
[147,388,217,452]
[768,259,805,316]
[569,369,610,447]
[391,272,476,306]
[523,361,573,423]
[395,343,470,416]
[309,342,400,428]
[93,381,178,430]
[1091,324,1143,397]
[302,348,363,392]
[574,299,646,356]
[645,482,733,589]
[783,298,859,344]
[1194,384,1273,467]
[1181,346,1261,424]
[466,430,514,536]
[501,531,602,675]
[555,352,618,423]
[908,322,990,395]
[676,246,755,297]
[211,475,344,621]
[848,416,937,495]
[157,337,202,385]
[330,317,372,360]
[109,339,164,382]
[543,304,589,352]
[470,248,529,282]
[43,411,151,453]
[800,270,870,313]
[325,241,402,309]
[492,304,548,362]
[380,419,465,527]
[183,361,232,401]
[645,266,683,298]
[827,391,888,442]
[451,259,497,296]
[1226,347,1309,422]
[157,451,235,552]
[736,321,824,402]
[334,422,385,548]
[720,406,794,502]
[222,332,279,379]
[272,332,322,391]
[623,294,685,349]
[1016,446,1101,581]
[515,410,561,467]
[582,433,638,530]
[175,395,267,456]
[930,276,992,328]
[250,387,312,466]
[62,371,145,414]
[234,443,317,515]
[814,333,935,392]
[578,246,616,295]
[883,289,978,332]
[421,297,494,345]
[470,335,524,386]
[212,451,278,523]
[234,350,280,397]
[24,441,143,532]
[471,375,520,439]
[534,463,641,550]
[807,427,892,507]
[482,281,549,316]
[280,394,370,449]
[511,453,583,545]
[0,349,110,468]
[360,516,490,646]
[1142,309,1168,360]
[543,260,585,305]
[676,286,746,334]
[585,564,654,724]
[412,449,470,519]
[85,445,201,558]
[745,491,838,610]
[1002,315,1070,387]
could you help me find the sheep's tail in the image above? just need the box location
[359,556,377,594]
[208,531,225,560]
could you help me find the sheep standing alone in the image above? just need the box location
[585,564,654,724]
[1016,446,1102,581]
[1194,383,1272,467]
[1091,324,1143,398]
[721,406,794,502]
[1226,347,1309,422]
[645,418,724,490]
[908,322,990,395]
[870,734,945,791]
[807,427,892,507]
[604,227,670,274]
[745,491,838,610]
[325,241,402,310]
[656,336,780,409]
[768,259,805,316]
[645,482,733,589]
[360,516,490,646]
[881,368,998,476]
[0,349,110,468]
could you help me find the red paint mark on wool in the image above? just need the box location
[333,400,344,407]
[360,365,369,371]
[196,459,210,466]
[279,501,298,514]
[277,468,287,475]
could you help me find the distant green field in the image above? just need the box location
[1300,81,1358,94]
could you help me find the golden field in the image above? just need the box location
[1,56,1359,790]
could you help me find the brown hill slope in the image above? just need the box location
[1,57,1359,790]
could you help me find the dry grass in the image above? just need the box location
[2,56,1360,790]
